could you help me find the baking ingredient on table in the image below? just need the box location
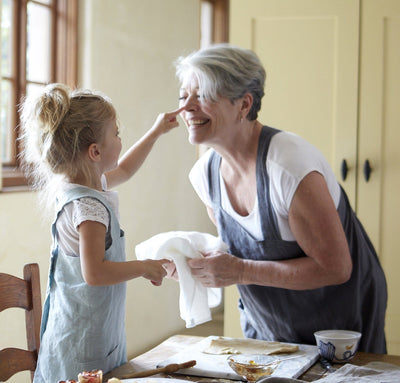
[203,336,299,355]
[227,354,282,382]
[78,369,103,383]
[57,371,123,383]
[157,336,319,380]
[59,369,104,383]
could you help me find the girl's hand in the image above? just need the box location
[188,251,244,288]
[142,258,171,286]
[150,106,185,136]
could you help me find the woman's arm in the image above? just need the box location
[105,107,183,189]
[78,220,170,286]
[189,171,352,290]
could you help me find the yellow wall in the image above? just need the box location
[0,1,216,381]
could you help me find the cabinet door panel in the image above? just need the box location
[229,0,359,204]
[358,0,400,354]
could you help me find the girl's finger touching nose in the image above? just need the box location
[171,106,185,115]
[165,106,185,123]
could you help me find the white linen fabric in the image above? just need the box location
[189,131,341,241]
[258,362,400,383]
[135,231,228,328]
[316,362,400,383]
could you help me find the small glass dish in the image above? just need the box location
[227,354,281,382]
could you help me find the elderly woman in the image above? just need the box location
[175,44,387,353]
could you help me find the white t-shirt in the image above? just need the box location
[189,131,340,241]
[55,176,119,256]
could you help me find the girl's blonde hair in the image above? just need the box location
[20,83,117,192]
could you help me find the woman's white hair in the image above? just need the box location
[175,44,266,120]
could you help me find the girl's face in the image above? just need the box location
[178,74,241,146]
[99,119,122,173]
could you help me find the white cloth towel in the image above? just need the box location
[135,231,228,328]
[258,361,400,383]
[316,362,400,382]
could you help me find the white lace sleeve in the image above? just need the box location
[72,197,109,230]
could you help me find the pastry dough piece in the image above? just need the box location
[202,336,299,355]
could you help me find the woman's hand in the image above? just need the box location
[163,261,179,281]
[187,250,244,288]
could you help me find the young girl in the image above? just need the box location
[20,83,180,382]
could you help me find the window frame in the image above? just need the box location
[1,0,78,191]
[198,0,229,156]
[209,0,229,43]
[201,0,229,44]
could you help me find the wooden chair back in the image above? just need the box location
[0,263,42,382]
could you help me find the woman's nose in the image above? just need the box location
[181,94,200,111]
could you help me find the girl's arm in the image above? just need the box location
[78,220,170,286]
[105,107,183,189]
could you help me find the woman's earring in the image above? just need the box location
[240,116,244,123]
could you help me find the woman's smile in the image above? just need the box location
[188,118,210,126]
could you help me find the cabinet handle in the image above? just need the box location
[363,159,372,182]
[341,159,348,181]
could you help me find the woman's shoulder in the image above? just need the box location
[266,129,340,212]
[270,130,318,154]
[268,130,326,172]
[189,148,213,178]
[188,148,214,207]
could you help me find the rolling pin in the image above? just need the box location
[120,360,196,379]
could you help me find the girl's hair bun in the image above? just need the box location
[35,83,71,136]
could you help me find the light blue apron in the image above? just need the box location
[207,126,387,353]
[34,186,127,383]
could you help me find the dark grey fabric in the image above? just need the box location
[207,126,387,353]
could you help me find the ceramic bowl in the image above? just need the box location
[227,354,281,382]
[314,330,362,363]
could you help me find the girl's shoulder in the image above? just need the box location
[56,181,118,221]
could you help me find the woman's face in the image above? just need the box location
[179,74,241,146]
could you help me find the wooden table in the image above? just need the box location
[104,335,400,382]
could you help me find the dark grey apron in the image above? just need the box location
[207,126,387,353]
